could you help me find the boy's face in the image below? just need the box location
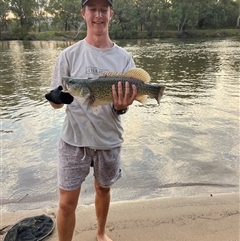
[81,0,114,36]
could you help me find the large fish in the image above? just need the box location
[62,68,165,108]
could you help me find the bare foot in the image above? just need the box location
[96,233,112,241]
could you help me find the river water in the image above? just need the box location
[1,38,239,211]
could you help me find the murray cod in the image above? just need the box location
[62,68,165,108]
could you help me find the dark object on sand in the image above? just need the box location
[3,214,54,241]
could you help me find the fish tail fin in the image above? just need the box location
[124,68,151,83]
[156,86,166,104]
[136,86,165,105]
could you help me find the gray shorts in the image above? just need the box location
[58,139,122,190]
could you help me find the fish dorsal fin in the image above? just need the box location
[100,68,151,83]
[124,68,151,83]
[100,71,121,77]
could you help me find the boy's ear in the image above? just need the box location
[81,9,85,19]
[110,10,114,18]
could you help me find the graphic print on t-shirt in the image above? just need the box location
[86,66,108,77]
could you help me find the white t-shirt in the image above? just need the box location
[50,39,135,149]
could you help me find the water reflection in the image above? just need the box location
[1,38,239,211]
[1,41,72,101]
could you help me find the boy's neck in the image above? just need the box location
[85,34,113,49]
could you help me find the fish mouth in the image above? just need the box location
[61,77,70,91]
[63,84,69,92]
[61,82,68,91]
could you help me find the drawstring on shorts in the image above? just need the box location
[81,147,86,161]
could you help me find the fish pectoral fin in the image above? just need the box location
[85,93,96,110]
[74,92,93,105]
[75,96,88,103]
[124,68,151,83]
[135,95,148,104]
[86,101,93,110]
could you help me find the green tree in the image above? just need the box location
[1,0,50,36]
[136,0,170,37]
[213,0,229,28]
[10,0,37,37]
[237,0,240,27]
[135,0,149,32]
[197,0,216,29]
[171,0,201,32]
[0,0,10,33]
[46,0,81,31]
[197,0,239,28]
[34,0,49,32]
[221,0,240,27]
[110,0,138,38]
[157,0,172,36]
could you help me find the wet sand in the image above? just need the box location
[1,193,239,241]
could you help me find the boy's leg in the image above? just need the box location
[57,187,81,241]
[57,141,92,241]
[94,179,112,241]
[93,147,122,241]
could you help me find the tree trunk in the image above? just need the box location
[237,15,240,27]
[73,22,85,41]
[179,14,188,33]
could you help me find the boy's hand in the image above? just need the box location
[112,82,137,110]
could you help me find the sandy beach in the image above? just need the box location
[1,193,239,241]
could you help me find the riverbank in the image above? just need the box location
[1,28,240,41]
[1,193,239,241]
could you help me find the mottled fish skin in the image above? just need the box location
[62,68,165,108]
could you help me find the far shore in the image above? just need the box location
[1,28,240,41]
